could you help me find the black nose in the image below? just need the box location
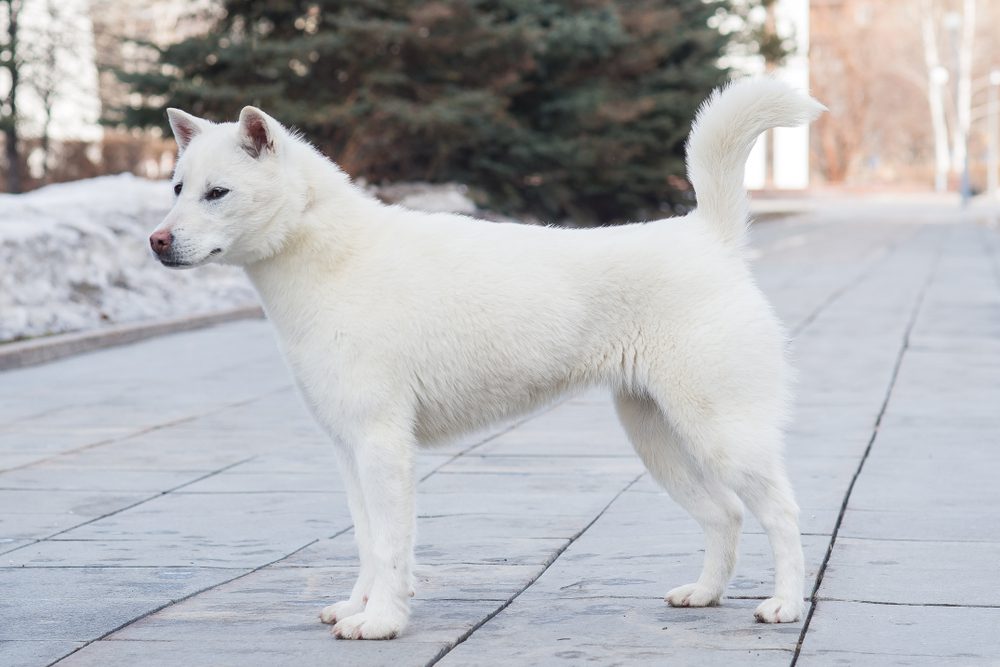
[150,230,173,256]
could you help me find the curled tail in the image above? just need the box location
[686,78,825,246]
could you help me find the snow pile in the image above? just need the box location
[0,176,485,343]
[0,174,257,343]
[376,182,478,215]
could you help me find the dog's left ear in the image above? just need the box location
[238,106,277,159]
[166,108,208,153]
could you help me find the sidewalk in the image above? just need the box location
[2,204,999,666]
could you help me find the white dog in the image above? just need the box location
[151,78,824,640]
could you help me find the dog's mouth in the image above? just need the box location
[159,248,223,269]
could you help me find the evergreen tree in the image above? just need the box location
[114,1,765,224]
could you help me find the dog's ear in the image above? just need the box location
[238,106,277,159]
[166,109,207,153]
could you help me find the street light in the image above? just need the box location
[944,11,971,206]
[989,69,1000,200]
[931,66,950,86]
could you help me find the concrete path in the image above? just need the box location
[2,203,999,666]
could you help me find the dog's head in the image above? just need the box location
[150,107,309,268]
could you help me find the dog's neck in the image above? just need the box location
[243,147,382,339]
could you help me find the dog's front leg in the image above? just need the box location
[320,447,375,625]
[331,427,415,640]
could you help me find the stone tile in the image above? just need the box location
[0,452,50,473]
[786,456,860,513]
[0,566,243,642]
[838,506,1000,544]
[279,528,570,570]
[471,402,635,457]
[523,486,829,602]
[0,425,135,458]
[0,538,32,555]
[819,538,1000,606]
[587,480,839,541]
[176,470,346,494]
[886,349,1000,422]
[41,435,255,472]
[103,565,501,648]
[0,489,150,540]
[865,423,1000,460]
[436,597,807,666]
[0,640,86,667]
[440,454,645,477]
[0,466,196,492]
[412,561,540,601]
[3,491,350,568]
[838,453,1000,542]
[0,489,147,516]
[528,529,828,601]
[418,469,636,496]
[59,637,449,667]
[415,490,619,525]
[799,600,1000,664]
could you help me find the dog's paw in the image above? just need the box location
[665,583,722,608]
[319,600,364,625]
[331,611,404,640]
[754,596,803,623]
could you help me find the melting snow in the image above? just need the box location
[0,174,257,343]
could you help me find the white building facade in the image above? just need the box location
[724,0,812,190]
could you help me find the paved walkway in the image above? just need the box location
[3,203,1000,666]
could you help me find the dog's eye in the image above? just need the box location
[173,182,182,196]
[205,187,230,201]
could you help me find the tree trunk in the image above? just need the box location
[950,0,975,178]
[40,103,53,178]
[920,0,951,192]
[2,0,21,192]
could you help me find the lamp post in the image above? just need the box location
[931,65,950,193]
[989,69,1000,200]
[944,10,972,206]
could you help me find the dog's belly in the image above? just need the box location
[411,371,575,446]
[278,316,595,448]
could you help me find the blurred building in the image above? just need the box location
[0,0,102,176]
[752,0,810,190]
[726,0,812,190]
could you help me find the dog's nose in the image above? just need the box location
[150,229,173,256]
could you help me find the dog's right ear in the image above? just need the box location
[238,106,277,159]
[166,109,208,153]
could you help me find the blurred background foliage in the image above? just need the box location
[111,1,781,224]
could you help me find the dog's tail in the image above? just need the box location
[686,78,825,246]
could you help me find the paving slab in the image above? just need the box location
[0,641,86,667]
[797,600,1000,665]
[0,467,197,493]
[279,530,570,569]
[3,490,352,568]
[0,565,245,641]
[818,538,1000,607]
[436,597,807,666]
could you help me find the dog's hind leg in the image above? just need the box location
[615,392,744,607]
[731,451,804,623]
[654,393,804,623]
[330,425,416,640]
[320,446,374,625]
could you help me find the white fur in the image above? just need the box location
[154,78,825,639]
